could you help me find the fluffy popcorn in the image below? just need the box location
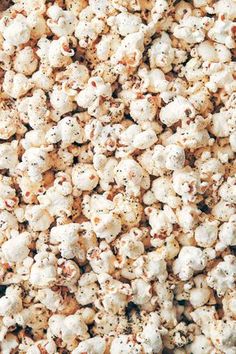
[195,220,218,247]
[149,33,175,72]
[72,336,106,354]
[108,13,142,36]
[1,14,31,47]
[72,163,99,191]
[48,314,89,342]
[207,255,236,296]
[111,31,144,67]
[159,96,196,127]
[0,1,235,352]
[152,176,181,208]
[110,335,142,354]
[18,89,49,129]
[138,67,169,93]
[47,5,78,37]
[1,231,31,264]
[50,223,81,259]
[87,241,116,274]
[172,167,201,203]
[18,146,52,182]
[173,15,213,44]
[46,115,85,147]
[25,205,53,232]
[115,158,146,196]
[133,251,168,282]
[29,251,57,288]
[0,141,18,172]
[3,70,33,99]
[130,95,157,124]
[0,103,18,140]
[217,215,236,250]
[0,286,22,317]
[13,46,38,76]
[173,246,208,281]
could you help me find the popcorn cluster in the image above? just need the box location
[0,0,236,353]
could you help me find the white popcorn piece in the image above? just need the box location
[29,251,58,288]
[46,116,85,148]
[160,96,196,127]
[152,176,181,208]
[3,71,33,99]
[47,5,78,37]
[137,312,166,353]
[0,141,18,172]
[25,205,53,232]
[111,31,144,67]
[48,314,89,342]
[173,16,213,44]
[50,223,81,259]
[19,146,52,182]
[218,215,236,250]
[72,336,106,354]
[13,46,38,76]
[195,220,219,247]
[72,163,99,191]
[138,67,169,93]
[207,255,236,296]
[18,89,49,129]
[133,251,168,282]
[173,246,208,281]
[87,241,116,274]
[110,335,142,354]
[2,231,31,264]
[130,95,157,124]
[0,286,22,317]
[1,14,31,47]
[149,33,175,72]
[115,158,146,196]
[108,13,142,36]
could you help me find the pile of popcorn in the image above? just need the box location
[0,0,236,353]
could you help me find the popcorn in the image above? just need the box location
[110,335,142,354]
[0,1,235,351]
[29,251,58,288]
[149,33,175,72]
[159,96,196,127]
[111,31,144,67]
[108,13,142,36]
[13,46,38,76]
[173,15,213,44]
[72,163,99,191]
[3,71,33,99]
[195,220,218,247]
[47,5,78,37]
[25,205,53,232]
[0,286,22,316]
[46,116,85,148]
[1,14,31,47]
[115,158,146,196]
[18,146,52,182]
[1,231,31,264]
[50,223,82,259]
[130,95,157,124]
[72,336,106,354]
[48,314,89,342]
[173,246,208,281]
[207,255,236,296]
[133,251,168,282]
[0,141,18,172]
